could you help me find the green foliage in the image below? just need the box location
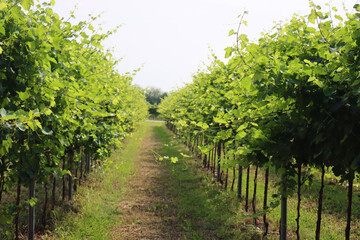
[159,3,360,198]
[0,0,148,238]
[145,87,168,105]
[144,87,167,118]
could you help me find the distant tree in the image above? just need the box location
[144,87,167,119]
[145,87,168,105]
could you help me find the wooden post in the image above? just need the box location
[263,167,269,237]
[245,166,250,211]
[217,142,221,182]
[280,175,287,240]
[315,165,325,240]
[68,157,73,201]
[85,154,90,174]
[252,166,258,225]
[345,172,354,240]
[28,178,36,240]
[237,165,243,200]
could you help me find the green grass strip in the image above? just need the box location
[152,124,262,239]
[48,123,148,240]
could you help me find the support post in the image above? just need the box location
[280,176,287,240]
[28,178,36,240]
[237,165,243,200]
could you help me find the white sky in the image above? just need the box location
[46,0,358,92]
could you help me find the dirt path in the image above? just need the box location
[110,123,184,240]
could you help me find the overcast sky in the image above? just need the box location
[47,0,358,92]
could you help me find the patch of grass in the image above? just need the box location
[45,123,149,240]
[152,125,261,239]
[223,165,360,239]
[155,124,360,239]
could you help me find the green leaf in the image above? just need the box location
[21,0,34,11]
[335,15,343,21]
[42,108,52,115]
[308,9,317,24]
[80,31,88,39]
[15,121,27,131]
[12,5,23,20]
[225,47,233,58]
[27,121,35,131]
[41,127,53,135]
[178,119,187,127]
[0,108,6,117]
[46,55,57,64]
[239,34,248,44]
[213,117,227,124]
[2,139,12,152]
[313,79,323,88]
[54,170,70,180]
[236,131,247,139]
[34,119,42,129]
[355,4,360,11]
[18,91,31,101]
[0,2,7,11]
[28,197,37,207]
[228,29,235,36]
[250,122,258,127]
[197,122,209,130]
[237,123,248,132]
[304,59,312,65]
[170,157,179,163]
[308,76,316,82]
[242,76,252,91]
[252,129,266,140]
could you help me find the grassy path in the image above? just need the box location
[110,121,184,239]
[109,122,241,239]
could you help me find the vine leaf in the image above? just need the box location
[21,0,34,11]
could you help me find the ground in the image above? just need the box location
[43,121,360,240]
[110,122,184,239]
